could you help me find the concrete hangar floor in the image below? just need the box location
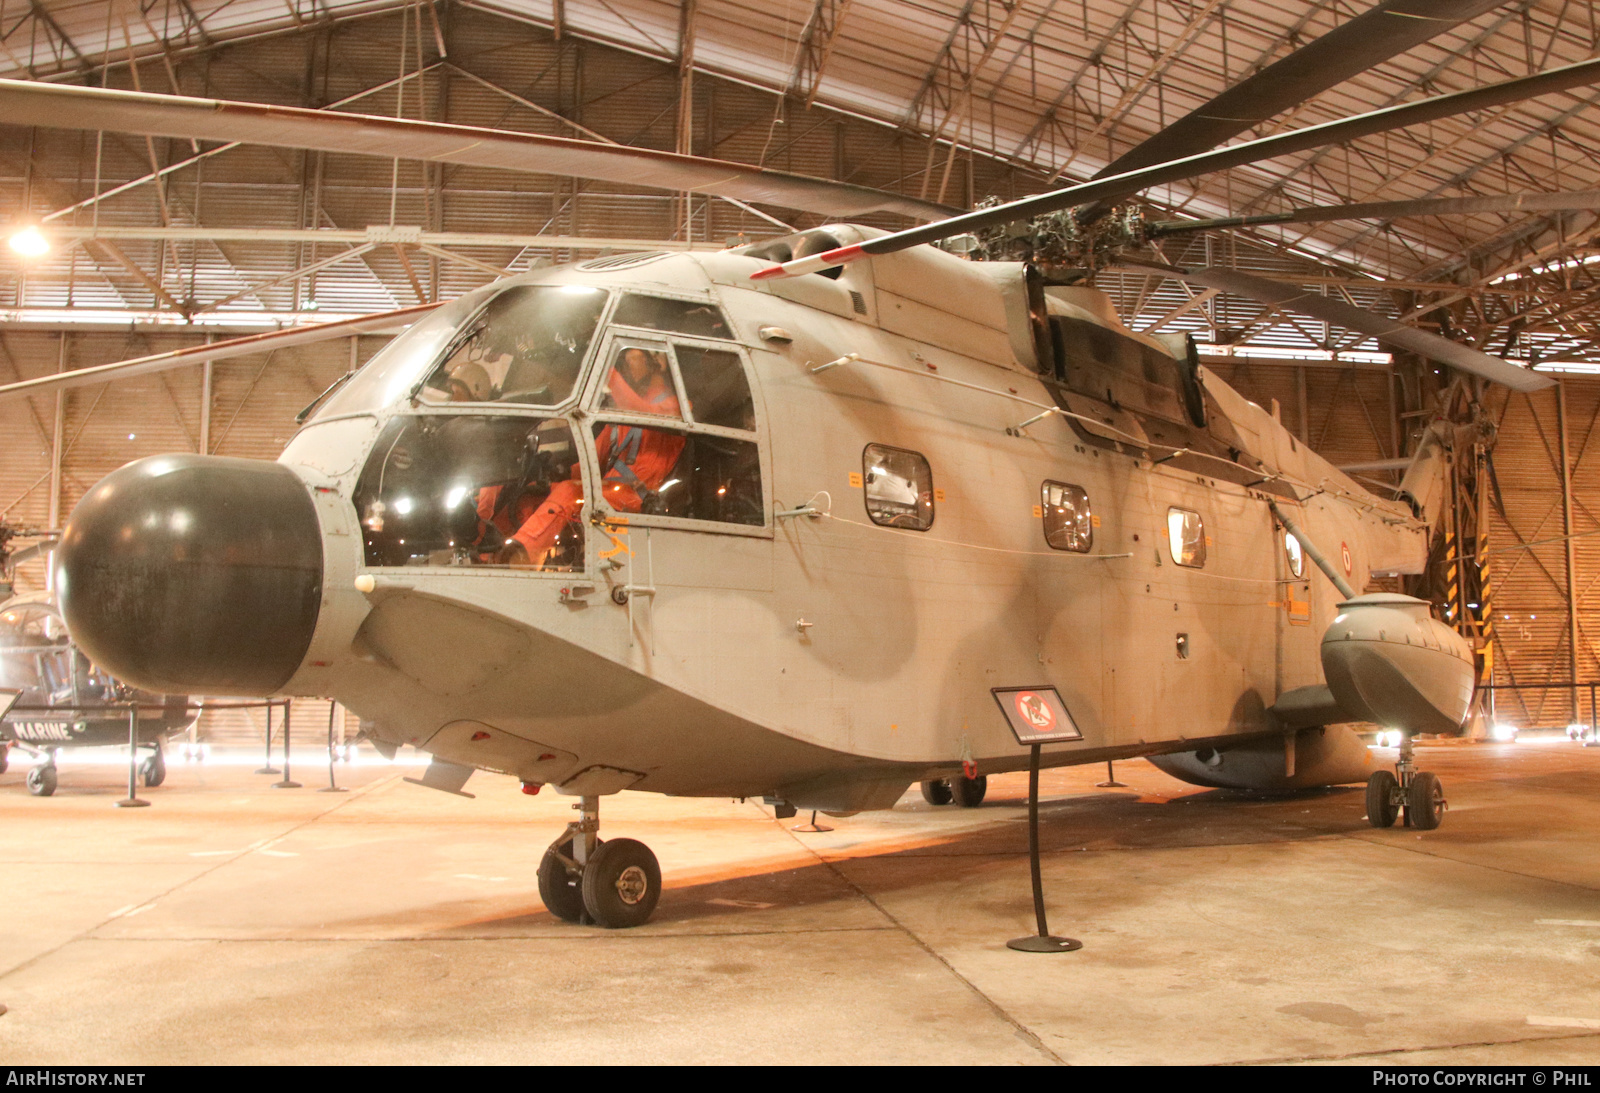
[1,741,1599,1066]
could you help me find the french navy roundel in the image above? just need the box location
[1015,691,1055,731]
[1340,541,1353,575]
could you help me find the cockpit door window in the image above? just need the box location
[598,341,687,420]
[1167,507,1207,568]
[676,345,755,431]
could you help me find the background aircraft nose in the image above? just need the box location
[57,455,324,696]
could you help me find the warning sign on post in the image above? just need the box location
[991,686,1083,745]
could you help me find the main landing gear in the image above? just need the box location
[537,794,662,929]
[920,772,988,808]
[1365,735,1444,831]
[139,744,167,788]
[26,758,57,797]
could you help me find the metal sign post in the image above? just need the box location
[114,703,150,809]
[318,700,347,793]
[991,686,1082,954]
[273,699,301,789]
[254,700,279,775]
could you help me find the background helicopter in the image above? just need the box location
[0,0,1594,926]
[0,523,193,795]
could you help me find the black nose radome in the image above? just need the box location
[57,455,324,696]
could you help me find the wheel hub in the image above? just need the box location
[615,865,649,905]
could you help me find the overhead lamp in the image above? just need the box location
[8,225,50,259]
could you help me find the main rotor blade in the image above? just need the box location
[752,55,1600,279]
[1078,0,1506,221]
[0,80,953,222]
[1123,261,1552,392]
[1149,190,1600,235]
[0,304,438,403]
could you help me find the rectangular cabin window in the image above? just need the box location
[1042,482,1093,552]
[610,294,733,340]
[599,342,686,420]
[1167,507,1206,568]
[863,445,934,531]
[354,414,585,570]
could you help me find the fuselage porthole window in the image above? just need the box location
[1284,531,1306,579]
[863,445,934,531]
[1042,481,1093,553]
[1167,507,1206,568]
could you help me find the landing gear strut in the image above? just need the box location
[1365,735,1445,830]
[920,773,988,808]
[537,795,661,928]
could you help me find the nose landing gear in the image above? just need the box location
[919,772,988,808]
[1365,735,1445,830]
[536,794,661,928]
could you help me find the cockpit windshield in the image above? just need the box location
[312,282,609,420]
[416,285,609,408]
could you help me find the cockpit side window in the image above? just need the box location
[417,285,608,408]
[1167,507,1207,568]
[611,294,732,339]
[863,445,934,531]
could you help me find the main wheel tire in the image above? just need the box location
[1365,770,1399,828]
[1406,771,1444,831]
[26,764,56,797]
[920,779,953,806]
[581,837,661,929]
[140,753,166,788]
[538,837,597,923]
[951,773,987,808]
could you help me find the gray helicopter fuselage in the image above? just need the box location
[256,227,1434,811]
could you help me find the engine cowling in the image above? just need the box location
[1320,593,1475,736]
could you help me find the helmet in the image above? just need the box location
[447,360,493,402]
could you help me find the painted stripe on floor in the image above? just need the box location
[1528,1016,1600,1029]
[1536,919,1600,926]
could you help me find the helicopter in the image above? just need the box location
[3,0,1595,927]
[0,526,193,795]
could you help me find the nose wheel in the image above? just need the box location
[537,795,661,928]
[920,773,988,808]
[1365,736,1445,830]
